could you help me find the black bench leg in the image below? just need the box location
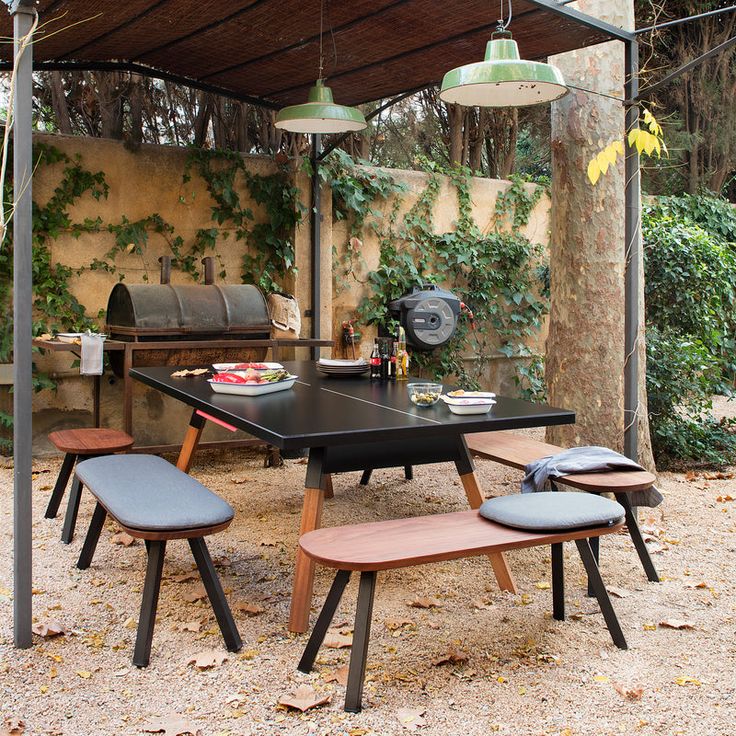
[345,571,377,713]
[586,536,600,597]
[574,539,627,650]
[45,453,76,519]
[189,537,242,653]
[77,503,107,569]
[133,540,167,667]
[298,569,352,674]
[359,469,373,486]
[404,465,413,481]
[551,543,565,621]
[615,492,660,583]
[61,477,84,544]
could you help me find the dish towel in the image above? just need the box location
[521,446,663,508]
[80,333,104,376]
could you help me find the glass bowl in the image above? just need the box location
[407,382,443,407]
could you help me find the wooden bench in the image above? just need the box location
[74,454,242,667]
[45,428,134,544]
[466,431,660,585]
[297,504,627,713]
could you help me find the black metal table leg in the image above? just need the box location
[551,542,565,621]
[77,503,107,569]
[189,537,242,653]
[298,569,352,673]
[586,535,600,597]
[575,538,627,650]
[359,469,373,486]
[403,465,413,480]
[615,493,660,583]
[345,571,377,713]
[133,540,167,667]
[45,453,76,519]
[61,477,84,544]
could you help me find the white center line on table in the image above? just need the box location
[318,387,442,424]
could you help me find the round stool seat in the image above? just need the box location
[479,491,625,532]
[48,428,134,455]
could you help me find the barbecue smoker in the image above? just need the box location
[389,285,470,350]
[106,256,271,377]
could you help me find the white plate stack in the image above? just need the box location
[316,358,370,377]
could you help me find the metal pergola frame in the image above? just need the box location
[6,0,640,647]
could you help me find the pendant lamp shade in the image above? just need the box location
[275,80,367,134]
[440,35,568,107]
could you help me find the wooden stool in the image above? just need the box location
[75,454,242,667]
[45,428,134,544]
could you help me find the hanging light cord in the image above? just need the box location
[318,0,325,79]
[498,0,513,31]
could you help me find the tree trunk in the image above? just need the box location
[448,104,464,165]
[193,92,212,147]
[127,73,143,151]
[546,0,637,456]
[49,72,72,135]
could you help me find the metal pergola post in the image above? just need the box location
[11,0,36,649]
[623,39,640,462]
[310,133,322,361]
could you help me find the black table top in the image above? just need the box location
[131,362,575,450]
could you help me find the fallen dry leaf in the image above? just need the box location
[606,586,632,599]
[171,571,198,583]
[32,619,67,638]
[142,714,202,735]
[186,650,229,670]
[278,685,331,712]
[177,620,202,633]
[183,585,207,603]
[534,581,551,590]
[233,601,265,616]
[323,664,350,686]
[408,597,443,609]
[212,555,232,568]
[324,630,353,649]
[0,718,25,736]
[385,618,416,631]
[470,597,492,610]
[111,531,136,547]
[613,682,645,700]
[659,619,695,630]
[716,494,734,502]
[675,676,701,687]
[432,647,469,666]
[684,581,709,589]
[397,707,426,730]
[76,670,92,679]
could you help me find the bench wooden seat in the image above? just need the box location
[74,455,242,667]
[45,428,134,544]
[466,431,660,585]
[298,507,627,713]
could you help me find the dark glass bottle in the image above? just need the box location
[389,339,397,381]
[369,339,381,380]
[380,339,389,381]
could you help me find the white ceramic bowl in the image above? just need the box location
[441,395,496,415]
[208,376,297,396]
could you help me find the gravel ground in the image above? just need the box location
[1,424,735,736]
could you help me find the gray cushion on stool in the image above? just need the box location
[75,455,234,532]
[479,491,625,531]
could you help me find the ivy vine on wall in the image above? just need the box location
[322,151,549,396]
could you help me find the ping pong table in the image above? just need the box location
[131,361,575,632]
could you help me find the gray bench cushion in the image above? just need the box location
[479,491,625,531]
[75,455,234,532]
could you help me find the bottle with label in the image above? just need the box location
[369,339,381,380]
[389,339,398,381]
[380,339,390,381]
[396,327,409,380]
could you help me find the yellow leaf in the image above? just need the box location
[587,159,601,185]
[497,676,507,684]
[76,670,92,679]
[643,132,656,156]
[40,685,48,694]
[675,676,701,687]
[635,131,646,155]
[604,144,618,168]
[643,622,657,631]
[593,675,610,683]
[628,128,639,147]
[596,151,610,175]
[614,140,625,156]
[534,582,551,590]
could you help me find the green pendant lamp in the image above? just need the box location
[440,19,568,108]
[275,79,367,134]
[275,0,366,134]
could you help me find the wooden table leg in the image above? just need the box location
[324,474,334,499]
[289,448,327,633]
[176,411,206,473]
[456,437,517,594]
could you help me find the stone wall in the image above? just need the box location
[21,134,550,454]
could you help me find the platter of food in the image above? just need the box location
[440,394,496,415]
[212,362,284,372]
[208,368,297,396]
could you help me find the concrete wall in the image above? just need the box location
[19,135,549,454]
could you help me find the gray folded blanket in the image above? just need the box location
[522,446,663,508]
